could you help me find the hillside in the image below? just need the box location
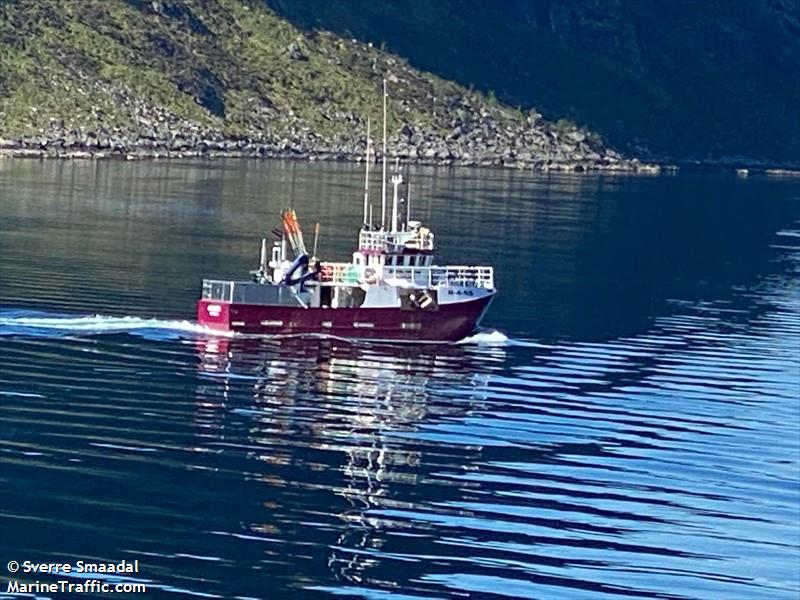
[267,0,800,166]
[0,0,647,171]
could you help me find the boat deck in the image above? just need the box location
[202,264,494,303]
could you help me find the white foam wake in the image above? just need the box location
[458,330,510,345]
[0,312,232,339]
[1,311,526,347]
[458,330,550,348]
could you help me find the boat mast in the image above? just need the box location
[391,172,401,232]
[363,117,371,227]
[390,154,402,232]
[381,78,387,230]
[406,181,411,228]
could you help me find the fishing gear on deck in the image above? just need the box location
[282,209,307,257]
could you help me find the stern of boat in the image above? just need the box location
[197,298,231,331]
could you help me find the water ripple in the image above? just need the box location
[1,163,798,599]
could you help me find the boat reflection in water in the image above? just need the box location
[193,336,506,590]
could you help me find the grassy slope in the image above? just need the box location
[0,0,545,148]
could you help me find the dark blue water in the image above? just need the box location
[1,159,798,599]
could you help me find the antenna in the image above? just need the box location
[406,181,411,227]
[381,78,388,230]
[391,173,402,232]
[363,117,371,226]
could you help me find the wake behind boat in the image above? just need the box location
[196,81,496,342]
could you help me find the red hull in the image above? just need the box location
[197,294,494,342]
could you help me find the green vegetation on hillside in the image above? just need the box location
[0,0,642,170]
[0,0,438,139]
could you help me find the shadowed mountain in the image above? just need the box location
[265,0,800,166]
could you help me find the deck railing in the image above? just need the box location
[203,264,495,302]
[320,263,494,290]
[358,230,434,252]
[202,280,234,302]
[201,280,306,306]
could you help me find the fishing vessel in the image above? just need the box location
[196,82,496,342]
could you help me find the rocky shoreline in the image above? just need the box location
[6,135,799,176]
[0,133,659,173]
[0,97,662,173]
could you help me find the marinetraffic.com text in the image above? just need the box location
[6,560,147,595]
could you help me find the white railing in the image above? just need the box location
[204,264,495,299]
[358,230,434,252]
[320,263,365,285]
[385,265,494,289]
[319,263,494,289]
[202,279,234,302]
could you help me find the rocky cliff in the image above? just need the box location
[0,0,652,171]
